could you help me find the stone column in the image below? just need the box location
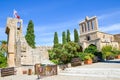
[94,18,98,30]
[79,24,82,34]
[85,22,88,32]
[84,23,87,32]
[8,28,15,67]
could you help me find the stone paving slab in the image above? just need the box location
[0,59,120,80]
[1,75,120,80]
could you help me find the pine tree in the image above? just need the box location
[67,29,71,42]
[53,32,59,45]
[62,31,66,44]
[74,29,79,43]
[25,20,35,48]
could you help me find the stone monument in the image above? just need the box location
[5,17,52,68]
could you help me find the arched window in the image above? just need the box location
[17,22,21,30]
[86,35,90,41]
[91,21,94,30]
[103,35,105,38]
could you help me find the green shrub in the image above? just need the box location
[51,59,59,64]
[84,55,91,60]
[76,52,86,61]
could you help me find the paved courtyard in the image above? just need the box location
[0,59,120,80]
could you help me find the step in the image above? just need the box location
[59,68,120,78]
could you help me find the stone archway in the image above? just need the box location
[84,44,97,53]
[88,44,97,48]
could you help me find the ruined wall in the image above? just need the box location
[114,34,120,49]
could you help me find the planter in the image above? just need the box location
[59,64,68,70]
[28,69,32,75]
[23,70,27,74]
[106,56,114,60]
[115,55,120,59]
[84,59,92,64]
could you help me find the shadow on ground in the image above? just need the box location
[103,60,120,63]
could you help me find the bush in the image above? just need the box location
[76,52,86,61]
[84,55,91,60]
[51,59,59,64]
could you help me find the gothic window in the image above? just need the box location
[103,35,105,38]
[91,20,94,30]
[87,22,90,31]
[84,23,87,32]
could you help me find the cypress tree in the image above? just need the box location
[67,29,71,42]
[62,31,66,44]
[25,20,35,48]
[53,32,59,45]
[74,29,79,43]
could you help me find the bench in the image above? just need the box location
[1,67,15,77]
[71,58,82,67]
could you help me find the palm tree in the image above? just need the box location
[0,40,7,53]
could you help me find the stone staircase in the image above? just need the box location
[59,67,120,78]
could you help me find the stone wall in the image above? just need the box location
[114,34,120,49]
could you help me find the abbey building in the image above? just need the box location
[79,16,120,51]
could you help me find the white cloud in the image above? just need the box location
[98,11,120,20]
[99,23,120,34]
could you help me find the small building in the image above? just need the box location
[79,16,119,51]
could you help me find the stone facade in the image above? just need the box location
[5,17,52,67]
[79,16,119,51]
[114,34,120,49]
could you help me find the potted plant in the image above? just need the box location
[114,50,120,59]
[115,53,120,59]
[84,55,92,64]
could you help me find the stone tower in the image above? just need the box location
[5,17,23,67]
[79,16,98,35]
[79,16,119,51]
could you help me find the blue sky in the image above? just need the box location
[0,0,120,46]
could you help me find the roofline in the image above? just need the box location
[98,31,113,35]
[79,16,97,24]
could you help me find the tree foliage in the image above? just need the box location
[62,31,66,44]
[53,32,59,46]
[0,40,7,68]
[101,45,113,59]
[84,44,97,54]
[101,45,112,54]
[67,29,71,42]
[49,42,80,64]
[74,29,79,43]
[0,52,7,68]
[25,20,36,48]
